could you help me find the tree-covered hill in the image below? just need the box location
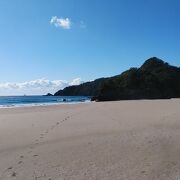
[54,57,180,101]
[54,78,109,96]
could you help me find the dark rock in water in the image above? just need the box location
[91,96,99,101]
[63,98,66,102]
[54,57,180,101]
[45,93,53,96]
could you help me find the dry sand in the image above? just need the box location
[0,99,180,180]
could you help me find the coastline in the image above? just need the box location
[0,99,180,180]
[0,97,178,109]
[0,100,91,109]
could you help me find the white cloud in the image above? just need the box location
[50,16,71,29]
[0,78,83,96]
[69,78,84,86]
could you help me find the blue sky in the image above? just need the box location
[0,0,180,95]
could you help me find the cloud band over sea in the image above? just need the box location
[0,78,83,96]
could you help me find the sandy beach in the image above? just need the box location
[0,99,180,180]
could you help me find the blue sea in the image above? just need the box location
[0,96,90,108]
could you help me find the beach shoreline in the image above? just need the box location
[0,100,91,109]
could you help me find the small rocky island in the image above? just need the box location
[45,93,53,96]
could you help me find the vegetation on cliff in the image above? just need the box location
[54,57,180,101]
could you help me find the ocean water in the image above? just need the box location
[0,96,90,108]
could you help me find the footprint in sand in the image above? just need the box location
[18,161,23,165]
[2,167,16,179]
[20,155,24,159]
[39,134,44,139]
[1,155,25,179]
[17,156,24,165]
[11,172,17,177]
[66,116,70,120]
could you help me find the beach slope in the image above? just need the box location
[0,99,180,180]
